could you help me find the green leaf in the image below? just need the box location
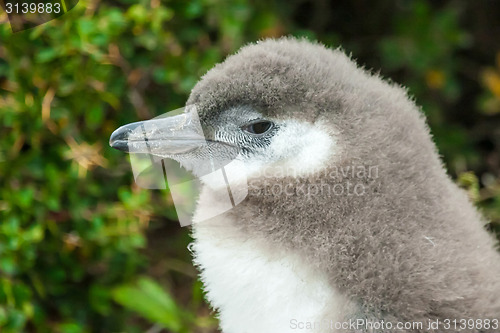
[112,277,184,332]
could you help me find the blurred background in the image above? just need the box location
[1,0,500,332]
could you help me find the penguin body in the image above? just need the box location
[111,38,500,332]
[188,38,500,332]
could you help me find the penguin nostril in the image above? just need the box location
[242,120,274,135]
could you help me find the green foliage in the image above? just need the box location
[1,0,499,332]
[112,277,189,332]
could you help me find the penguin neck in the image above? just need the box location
[191,185,359,332]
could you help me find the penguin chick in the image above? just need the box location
[110,38,500,333]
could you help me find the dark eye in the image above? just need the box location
[242,120,274,135]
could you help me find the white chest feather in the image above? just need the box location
[191,218,352,333]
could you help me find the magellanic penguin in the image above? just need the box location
[110,38,500,333]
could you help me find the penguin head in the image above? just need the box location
[111,37,443,241]
[111,38,354,178]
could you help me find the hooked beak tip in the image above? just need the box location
[109,123,142,152]
[109,138,129,152]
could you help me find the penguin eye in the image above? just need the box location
[241,120,274,135]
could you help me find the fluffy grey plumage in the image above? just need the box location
[111,37,500,332]
[187,38,500,332]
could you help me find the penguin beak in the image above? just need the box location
[109,112,207,155]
